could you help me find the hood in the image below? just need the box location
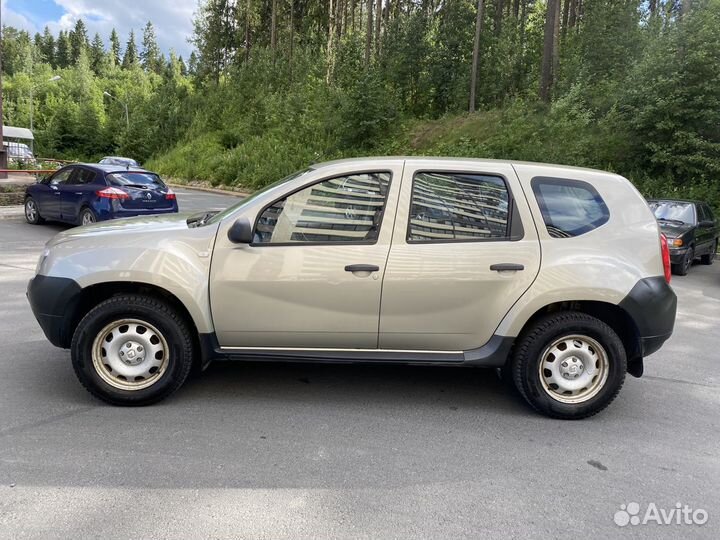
[657,221,693,238]
[47,213,196,247]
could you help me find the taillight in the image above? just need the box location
[96,187,129,200]
[165,188,176,200]
[660,233,671,283]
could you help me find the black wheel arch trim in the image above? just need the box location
[618,276,676,357]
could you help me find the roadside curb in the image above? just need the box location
[0,206,23,220]
[168,183,250,198]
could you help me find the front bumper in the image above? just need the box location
[27,275,82,348]
[668,247,690,265]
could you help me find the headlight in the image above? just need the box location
[35,248,50,274]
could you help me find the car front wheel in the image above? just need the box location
[24,197,44,224]
[701,241,717,265]
[71,294,195,406]
[511,312,626,420]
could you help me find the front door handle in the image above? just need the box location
[490,263,524,272]
[345,264,380,273]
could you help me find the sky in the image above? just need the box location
[3,0,198,58]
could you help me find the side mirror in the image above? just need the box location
[227,217,253,244]
[700,220,715,228]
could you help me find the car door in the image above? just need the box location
[697,204,718,255]
[379,162,541,351]
[60,167,97,222]
[210,162,404,349]
[39,168,74,220]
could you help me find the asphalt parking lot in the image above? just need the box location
[1,188,718,539]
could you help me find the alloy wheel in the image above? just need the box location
[25,199,37,222]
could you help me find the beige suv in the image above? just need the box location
[27,158,677,419]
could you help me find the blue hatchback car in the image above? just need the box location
[24,163,178,226]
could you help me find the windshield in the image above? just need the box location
[204,168,313,225]
[649,201,695,224]
[107,172,165,187]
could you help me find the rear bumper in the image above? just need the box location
[94,199,179,221]
[27,275,81,348]
[619,276,677,357]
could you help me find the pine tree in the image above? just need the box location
[69,19,89,64]
[40,27,56,67]
[89,33,106,74]
[141,21,162,73]
[110,28,122,66]
[188,51,199,76]
[56,31,71,68]
[122,30,139,69]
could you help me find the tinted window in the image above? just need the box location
[704,205,716,221]
[649,201,695,225]
[532,178,609,238]
[69,168,96,185]
[697,204,708,222]
[254,172,391,244]
[108,172,165,187]
[49,168,73,185]
[408,172,510,242]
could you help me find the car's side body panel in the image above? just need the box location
[37,215,219,334]
[59,166,103,223]
[378,160,542,351]
[494,163,664,337]
[209,160,405,348]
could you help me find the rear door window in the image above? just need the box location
[531,177,610,238]
[407,172,511,242]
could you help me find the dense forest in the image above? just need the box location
[1,0,719,206]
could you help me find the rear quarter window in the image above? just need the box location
[531,177,609,238]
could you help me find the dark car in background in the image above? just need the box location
[24,164,177,226]
[648,199,719,275]
[99,156,140,167]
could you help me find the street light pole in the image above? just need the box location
[103,91,130,131]
[0,6,7,177]
[30,75,61,135]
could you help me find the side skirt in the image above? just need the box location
[202,333,514,368]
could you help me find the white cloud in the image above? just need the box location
[2,0,39,34]
[7,0,198,59]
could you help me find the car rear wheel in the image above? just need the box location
[79,207,97,226]
[701,241,717,265]
[71,294,194,406]
[511,311,626,420]
[24,197,44,224]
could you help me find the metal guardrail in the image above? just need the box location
[0,169,56,174]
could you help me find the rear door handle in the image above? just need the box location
[490,263,524,272]
[345,264,380,273]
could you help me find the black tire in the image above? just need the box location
[673,246,694,276]
[24,196,44,224]
[511,311,626,420]
[71,294,195,406]
[78,207,97,226]
[700,241,717,265]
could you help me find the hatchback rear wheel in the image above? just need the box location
[79,207,97,226]
[511,311,626,419]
